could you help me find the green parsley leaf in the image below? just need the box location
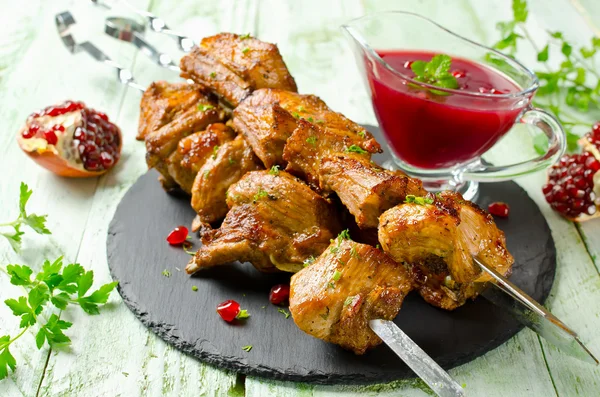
[277,308,290,319]
[192,286,198,292]
[6,264,33,286]
[50,292,70,310]
[537,44,549,62]
[332,270,342,281]
[404,195,434,205]
[345,145,367,154]
[161,269,171,278]
[306,136,317,145]
[338,229,351,240]
[303,256,315,267]
[253,188,269,202]
[36,314,72,348]
[512,0,528,23]
[0,338,17,380]
[242,345,253,352]
[197,104,215,112]
[77,270,94,298]
[269,165,280,176]
[236,309,251,319]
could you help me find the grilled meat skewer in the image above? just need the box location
[186,170,341,274]
[290,237,413,354]
[379,192,514,310]
[180,33,298,107]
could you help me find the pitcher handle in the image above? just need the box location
[463,107,566,182]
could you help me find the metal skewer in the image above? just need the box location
[105,17,180,72]
[91,0,196,52]
[370,320,465,397]
[475,257,598,365]
[55,11,145,92]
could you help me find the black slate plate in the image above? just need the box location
[107,126,556,385]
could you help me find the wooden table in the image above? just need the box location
[1,0,599,395]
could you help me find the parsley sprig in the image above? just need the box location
[0,257,118,380]
[410,55,459,94]
[0,183,51,252]
[491,0,600,153]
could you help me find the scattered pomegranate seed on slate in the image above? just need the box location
[217,300,241,322]
[269,284,290,305]
[166,226,189,245]
[488,202,510,218]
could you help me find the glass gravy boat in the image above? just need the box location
[342,11,566,200]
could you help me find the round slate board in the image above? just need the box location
[107,126,556,385]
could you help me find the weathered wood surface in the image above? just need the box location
[0,0,598,396]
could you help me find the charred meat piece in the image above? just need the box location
[186,170,341,274]
[289,238,413,354]
[167,123,236,194]
[180,33,297,107]
[191,135,263,228]
[233,89,380,168]
[378,192,514,310]
[139,82,226,190]
[319,153,427,228]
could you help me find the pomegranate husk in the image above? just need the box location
[18,131,122,178]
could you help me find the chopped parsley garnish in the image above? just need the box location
[212,145,220,160]
[269,165,280,175]
[343,296,355,306]
[239,33,251,39]
[358,131,366,138]
[410,54,459,94]
[210,71,217,78]
[162,269,171,277]
[315,119,325,124]
[404,195,434,205]
[338,229,351,240]
[332,270,342,281]
[292,112,300,119]
[345,145,367,154]
[253,188,269,202]
[303,256,315,267]
[183,243,195,256]
[203,170,211,179]
[328,282,335,289]
[242,345,253,352]
[306,117,314,122]
[242,47,250,54]
[192,286,198,292]
[297,106,305,112]
[278,308,291,319]
[350,246,359,259]
[329,229,351,254]
[319,306,330,320]
[376,244,381,250]
[228,158,236,165]
[236,309,250,319]
[197,104,215,112]
[306,136,317,145]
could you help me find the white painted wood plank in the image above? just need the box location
[34,1,258,396]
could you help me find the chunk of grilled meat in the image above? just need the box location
[191,135,263,228]
[282,119,372,188]
[139,82,226,190]
[289,239,413,354]
[167,123,236,194]
[378,192,514,310]
[319,153,427,228]
[186,170,341,274]
[180,33,297,107]
[233,89,380,168]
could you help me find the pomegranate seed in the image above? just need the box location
[43,130,58,145]
[572,199,585,210]
[592,121,600,135]
[216,300,241,322]
[452,70,466,78]
[100,152,114,168]
[166,226,189,245]
[403,60,413,69]
[269,284,290,305]
[22,125,38,139]
[52,124,65,132]
[542,184,554,194]
[585,157,600,172]
[567,187,585,199]
[488,202,510,217]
